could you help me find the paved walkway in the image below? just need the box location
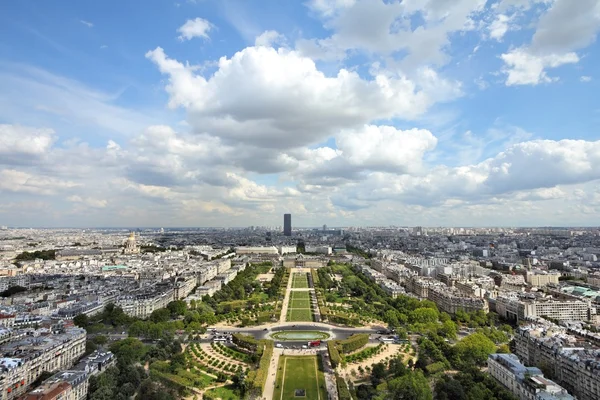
[263,348,283,400]
[279,270,294,323]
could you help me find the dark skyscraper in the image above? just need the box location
[283,213,292,236]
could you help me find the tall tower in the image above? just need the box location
[283,214,292,236]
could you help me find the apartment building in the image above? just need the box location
[404,276,446,298]
[0,327,86,400]
[488,353,574,400]
[525,270,561,287]
[496,295,592,322]
[117,287,174,318]
[427,287,489,314]
[174,276,196,300]
[514,323,600,400]
[235,246,279,255]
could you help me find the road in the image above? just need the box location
[210,322,382,341]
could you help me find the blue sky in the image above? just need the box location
[0,0,599,227]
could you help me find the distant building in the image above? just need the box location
[495,295,593,323]
[122,232,140,255]
[283,214,292,236]
[279,246,297,255]
[235,246,278,255]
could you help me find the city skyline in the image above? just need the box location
[1,0,600,227]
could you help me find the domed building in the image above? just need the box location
[123,232,140,255]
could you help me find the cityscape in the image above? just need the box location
[0,217,599,399]
[2,0,600,399]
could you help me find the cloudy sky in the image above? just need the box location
[1,0,599,228]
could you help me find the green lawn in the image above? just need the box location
[203,385,239,400]
[290,299,311,308]
[291,291,310,300]
[292,273,309,288]
[273,356,328,400]
[287,308,313,321]
[287,291,314,321]
[271,331,330,340]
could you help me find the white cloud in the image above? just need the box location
[580,76,592,82]
[500,0,600,85]
[146,46,461,148]
[255,30,286,47]
[177,17,213,41]
[80,20,93,28]
[331,139,600,207]
[0,169,79,195]
[298,0,486,68]
[501,49,578,86]
[67,195,108,208]
[306,0,356,17]
[0,125,55,159]
[488,14,511,41]
[530,0,600,54]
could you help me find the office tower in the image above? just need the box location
[284,214,292,236]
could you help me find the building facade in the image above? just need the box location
[283,214,291,236]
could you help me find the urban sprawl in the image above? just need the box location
[0,220,599,400]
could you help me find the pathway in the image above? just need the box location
[279,269,294,323]
[263,347,283,400]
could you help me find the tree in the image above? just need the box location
[371,362,386,386]
[387,370,432,400]
[410,308,439,324]
[150,308,171,323]
[439,319,458,339]
[73,314,89,328]
[435,377,467,400]
[167,300,187,316]
[232,372,247,396]
[109,338,147,366]
[93,335,108,346]
[453,333,496,368]
[170,352,186,372]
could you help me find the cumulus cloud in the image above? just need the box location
[177,17,213,41]
[146,46,460,148]
[255,30,286,47]
[0,169,79,195]
[488,14,511,41]
[330,139,600,207]
[500,0,600,85]
[0,125,55,160]
[501,49,579,86]
[299,0,486,68]
[67,195,108,208]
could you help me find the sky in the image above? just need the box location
[1,0,600,228]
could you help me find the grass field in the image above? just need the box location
[286,291,313,322]
[288,309,313,321]
[273,356,328,400]
[203,385,238,400]
[290,298,311,308]
[270,331,330,340]
[292,273,309,288]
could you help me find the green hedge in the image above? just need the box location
[338,334,369,354]
[328,341,342,369]
[246,340,273,397]
[336,374,352,400]
[232,333,259,352]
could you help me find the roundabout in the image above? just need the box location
[270,330,331,341]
